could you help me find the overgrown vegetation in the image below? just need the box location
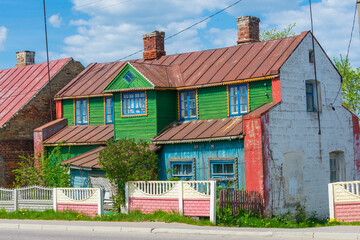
[13,144,71,188]
[98,139,159,211]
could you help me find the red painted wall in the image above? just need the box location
[57,203,98,217]
[271,77,281,103]
[353,115,360,180]
[243,117,265,197]
[55,100,63,119]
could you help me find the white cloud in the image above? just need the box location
[0,27,7,51]
[49,14,62,28]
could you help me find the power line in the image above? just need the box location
[331,1,358,106]
[116,0,243,61]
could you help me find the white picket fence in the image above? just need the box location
[0,186,103,216]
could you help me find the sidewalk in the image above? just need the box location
[0,219,360,239]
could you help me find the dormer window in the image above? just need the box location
[123,71,135,84]
[305,80,321,112]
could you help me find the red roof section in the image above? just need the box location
[0,58,72,127]
[56,32,309,98]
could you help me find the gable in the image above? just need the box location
[105,64,153,91]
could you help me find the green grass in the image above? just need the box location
[0,208,212,226]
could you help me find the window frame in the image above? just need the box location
[228,84,248,117]
[179,90,197,121]
[123,71,135,84]
[208,158,238,188]
[306,83,315,112]
[121,91,147,117]
[105,97,113,124]
[329,151,345,183]
[169,158,195,180]
[74,99,89,125]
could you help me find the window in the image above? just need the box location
[122,91,146,116]
[330,151,345,183]
[305,80,321,112]
[229,85,248,116]
[179,90,197,120]
[123,71,135,84]
[105,97,113,124]
[75,99,88,125]
[170,161,193,180]
[306,83,315,112]
[209,159,237,188]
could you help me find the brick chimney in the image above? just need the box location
[143,31,166,60]
[16,51,35,67]
[236,16,260,45]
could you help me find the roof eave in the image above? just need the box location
[152,135,244,145]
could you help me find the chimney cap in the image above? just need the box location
[236,15,260,23]
[142,30,165,39]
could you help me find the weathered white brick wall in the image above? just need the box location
[268,33,355,217]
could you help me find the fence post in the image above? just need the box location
[53,188,57,212]
[178,181,183,215]
[98,188,103,216]
[13,189,18,211]
[125,182,129,214]
[328,183,335,219]
[210,181,216,225]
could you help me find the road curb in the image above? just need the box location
[1,223,360,239]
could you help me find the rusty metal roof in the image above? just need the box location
[56,32,309,98]
[62,144,161,169]
[152,117,243,144]
[44,125,114,145]
[0,58,72,127]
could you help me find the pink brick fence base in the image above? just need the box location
[129,198,179,213]
[57,203,99,218]
[334,202,360,222]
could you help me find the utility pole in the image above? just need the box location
[358,0,360,38]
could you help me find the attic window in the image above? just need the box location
[123,71,135,83]
[309,50,314,63]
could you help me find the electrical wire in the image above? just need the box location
[116,0,243,61]
[331,1,358,106]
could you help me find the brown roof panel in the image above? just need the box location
[182,49,215,84]
[160,54,180,66]
[153,118,244,143]
[44,125,114,145]
[186,48,227,86]
[62,146,105,169]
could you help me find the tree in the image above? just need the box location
[260,23,296,41]
[333,55,360,117]
[13,144,71,188]
[98,138,159,210]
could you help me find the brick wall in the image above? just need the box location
[183,199,210,216]
[57,203,98,217]
[129,197,178,214]
[0,59,84,187]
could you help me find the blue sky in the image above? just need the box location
[0,0,358,70]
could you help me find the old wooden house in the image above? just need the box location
[35,16,360,216]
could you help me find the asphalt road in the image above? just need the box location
[0,228,313,240]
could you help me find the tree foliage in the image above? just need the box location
[98,138,159,210]
[260,23,296,41]
[13,144,71,188]
[333,55,360,117]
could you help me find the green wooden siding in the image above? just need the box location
[89,97,105,125]
[114,90,157,140]
[249,80,272,111]
[156,90,177,133]
[46,145,100,161]
[198,86,228,120]
[63,99,74,125]
[105,64,153,91]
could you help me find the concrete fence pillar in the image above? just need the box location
[53,188,57,211]
[210,181,216,225]
[125,182,129,214]
[178,181,183,215]
[328,183,334,219]
[13,189,18,211]
[98,188,103,216]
